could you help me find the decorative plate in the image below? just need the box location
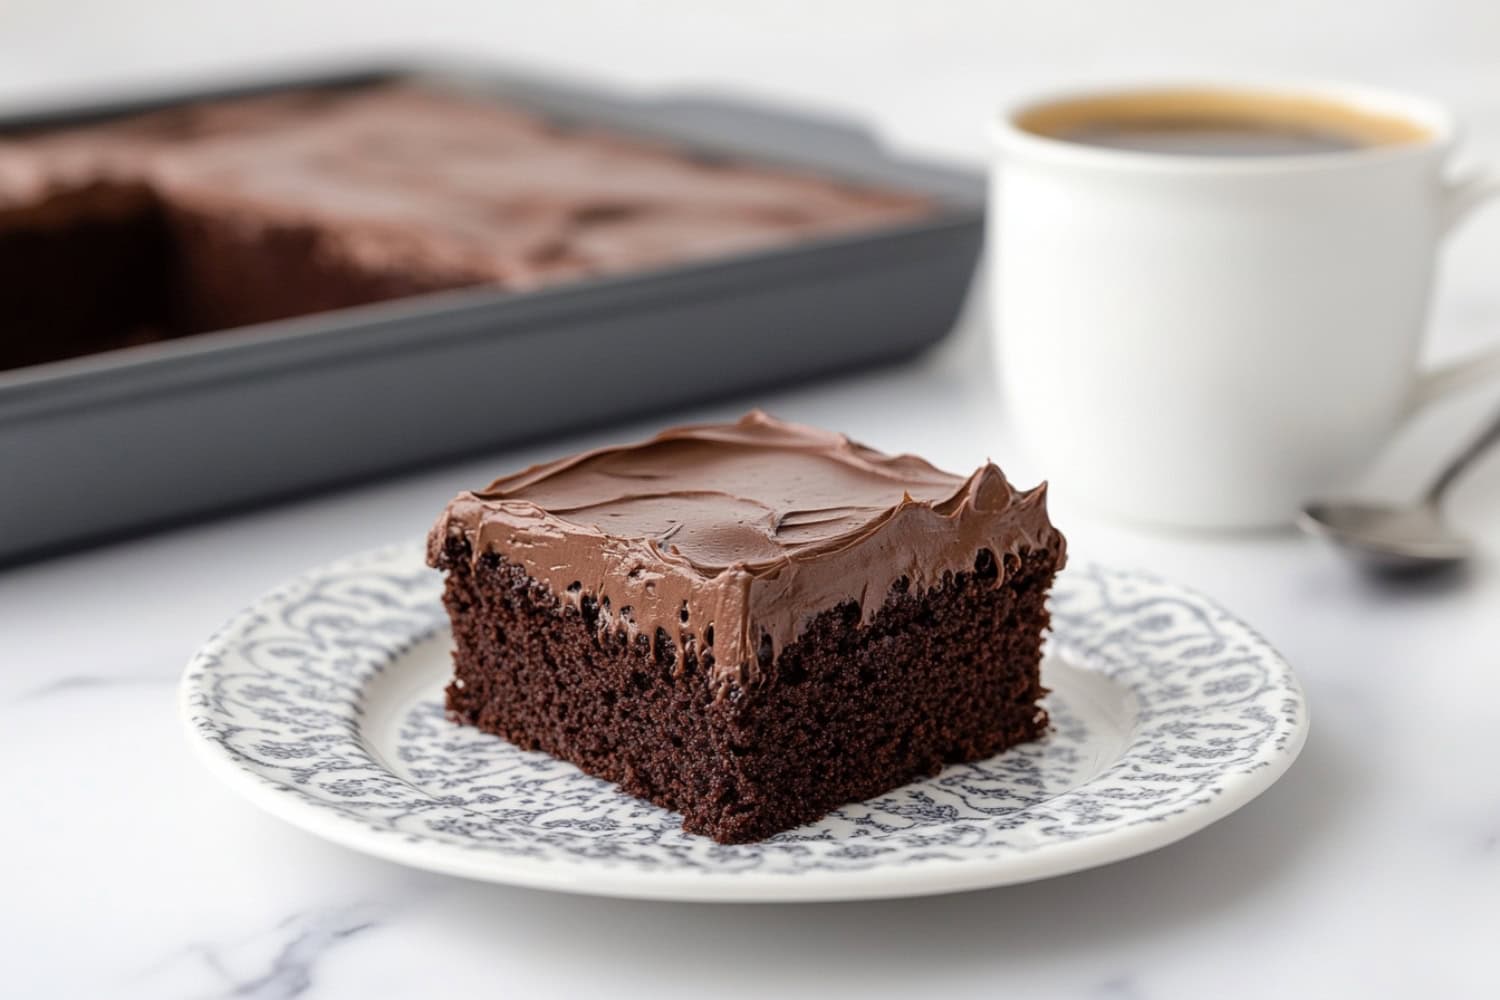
[180,541,1307,902]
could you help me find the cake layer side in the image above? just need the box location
[0,181,176,370]
[436,536,1059,844]
[160,199,488,334]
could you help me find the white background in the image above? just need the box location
[2,2,1499,998]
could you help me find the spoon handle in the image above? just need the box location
[1425,404,1500,504]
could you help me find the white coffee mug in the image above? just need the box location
[991,82,1500,529]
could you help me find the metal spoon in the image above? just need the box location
[1299,406,1500,574]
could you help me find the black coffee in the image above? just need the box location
[1017,89,1430,159]
[1056,120,1364,157]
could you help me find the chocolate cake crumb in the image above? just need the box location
[437,539,1055,843]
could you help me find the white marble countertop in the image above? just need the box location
[4,2,1500,997]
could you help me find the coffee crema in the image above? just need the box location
[1016,88,1432,157]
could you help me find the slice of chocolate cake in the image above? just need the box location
[427,411,1066,843]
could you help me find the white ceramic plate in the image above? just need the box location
[181,542,1307,902]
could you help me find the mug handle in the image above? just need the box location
[1408,167,1500,409]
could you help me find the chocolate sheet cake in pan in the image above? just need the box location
[0,63,984,563]
[0,82,929,370]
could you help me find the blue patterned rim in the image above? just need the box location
[180,541,1307,901]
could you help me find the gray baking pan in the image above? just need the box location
[0,61,984,565]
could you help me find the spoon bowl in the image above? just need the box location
[1300,404,1499,576]
[1298,500,1473,574]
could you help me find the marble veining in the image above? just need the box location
[136,905,386,1000]
[16,672,180,701]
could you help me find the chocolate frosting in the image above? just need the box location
[429,411,1065,694]
[0,85,930,289]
